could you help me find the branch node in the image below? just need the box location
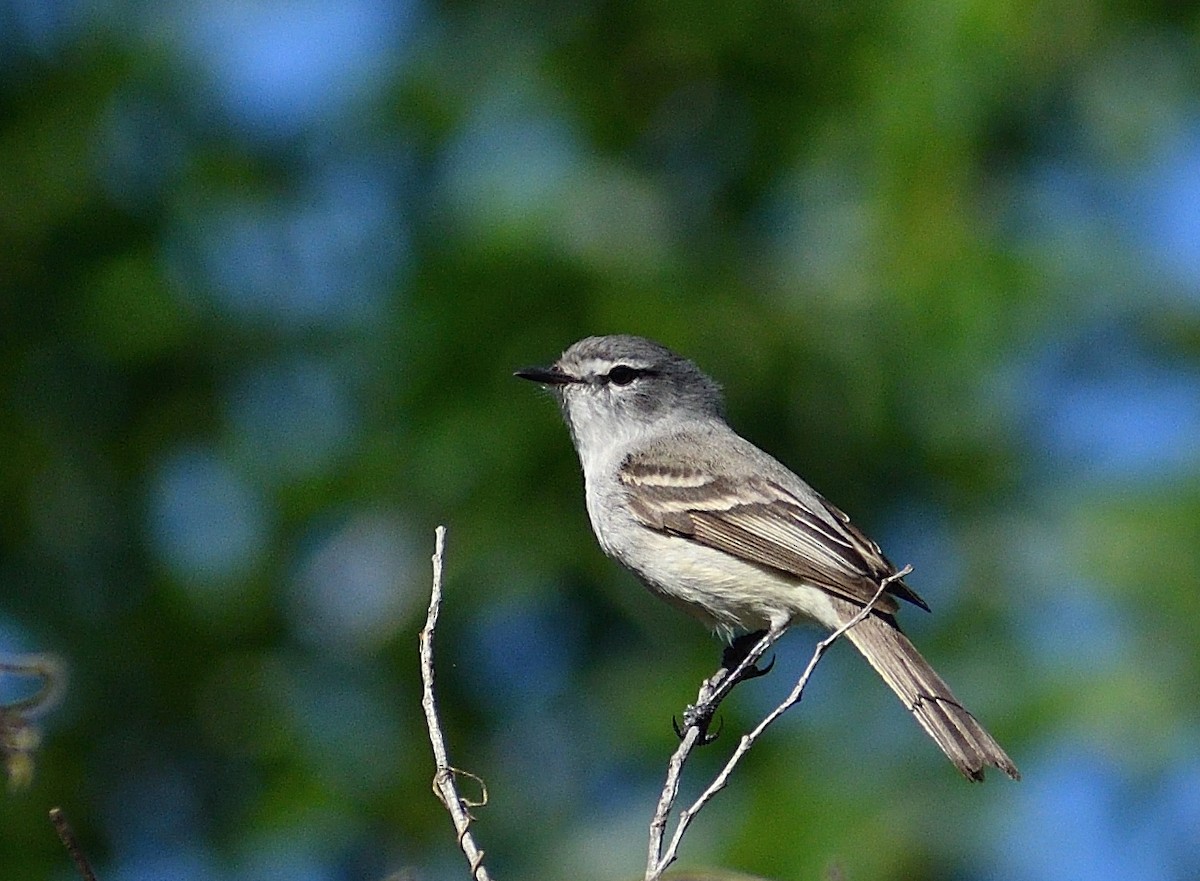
[433,766,489,812]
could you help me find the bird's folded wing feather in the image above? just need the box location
[619,455,928,612]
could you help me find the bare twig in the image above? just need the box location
[646,713,701,874]
[646,566,912,880]
[49,807,98,881]
[646,625,786,871]
[419,526,494,881]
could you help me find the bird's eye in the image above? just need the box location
[606,365,639,386]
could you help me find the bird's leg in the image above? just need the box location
[721,630,776,683]
[678,626,785,742]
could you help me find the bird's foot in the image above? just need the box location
[674,707,723,744]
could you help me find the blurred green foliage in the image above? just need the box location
[1,1,1199,880]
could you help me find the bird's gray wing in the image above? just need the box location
[619,452,928,613]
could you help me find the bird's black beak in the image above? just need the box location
[514,365,578,386]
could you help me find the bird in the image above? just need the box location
[515,334,1019,781]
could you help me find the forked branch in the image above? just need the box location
[418,523,911,881]
[644,566,911,880]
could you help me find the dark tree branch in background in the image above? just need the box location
[49,808,99,881]
[644,567,910,881]
[419,526,494,881]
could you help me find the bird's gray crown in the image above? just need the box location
[543,335,726,431]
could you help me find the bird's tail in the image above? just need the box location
[841,609,1020,782]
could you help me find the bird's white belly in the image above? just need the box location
[587,494,841,638]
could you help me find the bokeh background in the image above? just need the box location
[2,1,1199,879]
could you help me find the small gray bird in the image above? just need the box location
[516,334,1018,781]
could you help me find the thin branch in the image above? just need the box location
[646,712,701,873]
[646,566,912,881]
[419,526,495,881]
[49,807,98,881]
[645,625,785,872]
